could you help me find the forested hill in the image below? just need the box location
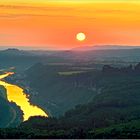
[21,63,140,138]
[2,63,140,138]
[25,63,98,116]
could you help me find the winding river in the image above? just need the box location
[0,72,48,121]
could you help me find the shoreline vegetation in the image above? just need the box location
[0,85,23,128]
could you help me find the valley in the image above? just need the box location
[1,48,140,138]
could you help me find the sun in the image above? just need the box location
[76,32,86,41]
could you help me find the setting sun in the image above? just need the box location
[76,33,86,41]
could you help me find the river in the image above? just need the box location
[0,72,48,121]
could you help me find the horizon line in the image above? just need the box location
[1,44,140,51]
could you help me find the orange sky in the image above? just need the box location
[0,0,140,50]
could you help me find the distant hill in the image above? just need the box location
[73,45,140,51]
[52,47,140,62]
[1,47,140,72]
[0,48,32,56]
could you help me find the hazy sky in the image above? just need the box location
[0,0,140,50]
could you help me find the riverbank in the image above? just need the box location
[0,85,23,127]
[5,72,52,117]
[0,72,48,121]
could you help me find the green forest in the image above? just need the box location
[1,61,140,138]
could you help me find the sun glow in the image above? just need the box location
[0,0,140,49]
[76,33,86,41]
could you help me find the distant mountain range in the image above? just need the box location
[49,46,140,62]
[73,45,140,51]
[1,45,140,52]
[1,46,140,63]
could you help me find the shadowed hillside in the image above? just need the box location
[0,86,23,127]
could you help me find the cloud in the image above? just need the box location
[0,4,75,11]
[0,2,137,20]
[0,4,79,19]
[0,4,97,20]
